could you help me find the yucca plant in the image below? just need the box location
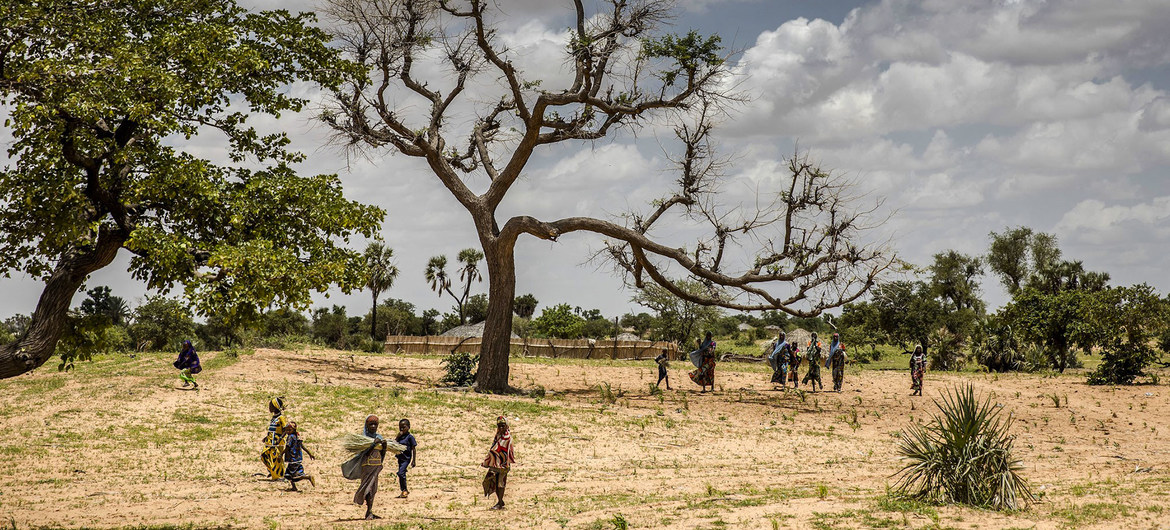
[893,383,1034,511]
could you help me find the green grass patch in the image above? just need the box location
[1051,501,1134,528]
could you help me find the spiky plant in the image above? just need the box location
[893,383,1034,511]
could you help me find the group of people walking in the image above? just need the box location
[653,330,926,396]
[767,331,849,393]
[255,396,512,520]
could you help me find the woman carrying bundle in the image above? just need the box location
[341,415,405,520]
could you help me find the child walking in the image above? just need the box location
[173,340,201,388]
[283,421,316,491]
[654,351,671,390]
[395,419,417,498]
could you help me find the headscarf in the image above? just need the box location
[769,333,788,370]
[363,414,381,438]
[827,333,841,368]
[491,416,515,465]
[181,340,193,353]
[269,397,285,413]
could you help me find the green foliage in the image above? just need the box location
[894,384,1033,511]
[0,0,382,345]
[639,31,724,87]
[79,286,131,326]
[465,294,489,324]
[580,313,616,340]
[532,304,586,339]
[439,351,479,387]
[632,280,722,345]
[928,251,985,313]
[619,312,653,337]
[513,293,539,319]
[1004,287,1105,373]
[129,296,196,352]
[56,313,132,370]
[1087,284,1167,385]
[987,226,1033,294]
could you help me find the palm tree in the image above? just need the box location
[364,242,399,340]
[425,249,483,325]
[456,248,485,313]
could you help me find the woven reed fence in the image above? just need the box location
[383,335,678,360]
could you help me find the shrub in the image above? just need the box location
[1088,341,1159,385]
[440,351,479,386]
[893,383,1033,511]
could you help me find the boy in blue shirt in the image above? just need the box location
[395,418,417,498]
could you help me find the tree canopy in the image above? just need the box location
[0,0,383,378]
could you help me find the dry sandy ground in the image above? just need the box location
[0,347,1168,530]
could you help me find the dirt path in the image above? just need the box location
[1,348,1167,529]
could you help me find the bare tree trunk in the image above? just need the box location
[0,234,124,379]
[475,239,516,393]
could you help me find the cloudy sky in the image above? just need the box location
[3,0,1170,321]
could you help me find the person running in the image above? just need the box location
[688,332,717,392]
[653,351,671,390]
[482,416,516,510]
[910,345,927,396]
[353,415,388,520]
[261,397,289,480]
[172,340,201,389]
[282,421,316,491]
[395,419,417,499]
[827,333,847,392]
[802,332,824,391]
[768,332,791,388]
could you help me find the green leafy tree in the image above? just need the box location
[512,294,539,319]
[1002,288,1106,373]
[364,242,400,339]
[632,280,722,346]
[619,312,654,338]
[79,286,130,326]
[531,304,585,339]
[0,0,383,378]
[323,0,894,391]
[128,296,196,352]
[259,308,311,339]
[465,294,490,325]
[421,309,440,336]
[928,251,985,313]
[987,227,1033,295]
[1088,284,1167,385]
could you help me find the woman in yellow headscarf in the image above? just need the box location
[261,397,289,479]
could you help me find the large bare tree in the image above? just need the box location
[322,0,895,392]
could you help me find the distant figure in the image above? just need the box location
[353,415,388,520]
[482,416,516,510]
[395,419,417,499]
[788,344,802,387]
[282,421,316,491]
[172,340,201,389]
[654,351,671,390]
[827,333,847,392]
[688,332,717,392]
[261,397,289,480]
[803,332,824,391]
[910,345,927,396]
[768,332,792,388]
[688,332,715,371]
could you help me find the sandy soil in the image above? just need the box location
[0,347,1168,529]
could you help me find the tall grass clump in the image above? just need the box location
[439,351,479,386]
[893,383,1033,511]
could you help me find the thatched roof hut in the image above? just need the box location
[440,321,519,339]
